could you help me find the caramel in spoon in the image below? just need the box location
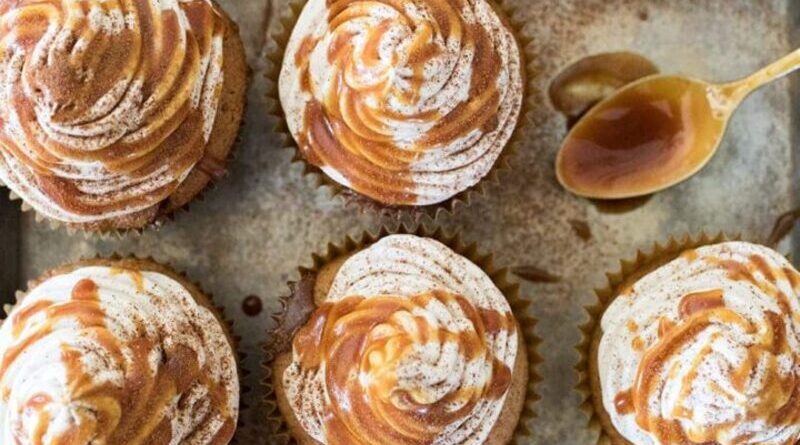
[556,49,800,199]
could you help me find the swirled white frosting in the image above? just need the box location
[284,235,518,445]
[0,265,238,445]
[0,0,227,224]
[599,242,800,445]
[279,0,523,206]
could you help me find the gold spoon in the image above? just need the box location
[555,49,800,200]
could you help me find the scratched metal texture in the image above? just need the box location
[0,0,798,444]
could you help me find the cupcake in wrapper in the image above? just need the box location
[263,225,540,445]
[266,0,533,221]
[0,0,249,234]
[1,257,242,444]
[578,233,800,445]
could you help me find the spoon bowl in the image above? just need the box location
[556,75,727,199]
[556,49,800,199]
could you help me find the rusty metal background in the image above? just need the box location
[1,0,798,443]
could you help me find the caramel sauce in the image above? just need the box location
[678,289,724,318]
[0,0,229,218]
[11,300,52,338]
[3,275,236,444]
[296,34,320,95]
[784,266,800,290]
[292,290,516,444]
[558,77,725,199]
[614,388,634,415]
[71,278,99,301]
[658,317,676,338]
[295,2,508,205]
[110,267,145,292]
[681,249,700,262]
[621,253,800,442]
[714,255,792,316]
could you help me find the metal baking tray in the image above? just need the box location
[1,0,798,443]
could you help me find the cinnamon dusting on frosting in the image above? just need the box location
[599,242,800,445]
[0,265,238,445]
[292,291,514,445]
[283,235,519,445]
[279,0,523,206]
[0,0,229,224]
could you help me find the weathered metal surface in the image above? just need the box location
[3,1,798,443]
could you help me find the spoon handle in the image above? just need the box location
[719,48,800,105]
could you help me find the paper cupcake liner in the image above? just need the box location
[2,255,250,443]
[262,223,542,444]
[2,2,250,238]
[264,0,535,223]
[575,232,735,445]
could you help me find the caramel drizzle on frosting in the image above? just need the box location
[0,267,238,445]
[601,243,800,445]
[281,0,522,205]
[0,0,227,223]
[292,290,515,445]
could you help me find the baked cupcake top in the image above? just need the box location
[0,0,230,226]
[279,0,523,206]
[598,242,800,445]
[0,264,238,445]
[284,235,518,444]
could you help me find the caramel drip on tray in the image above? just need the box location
[292,290,516,445]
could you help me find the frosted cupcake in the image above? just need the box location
[586,240,800,445]
[268,233,538,444]
[277,0,524,211]
[0,0,248,232]
[0,258,239,444]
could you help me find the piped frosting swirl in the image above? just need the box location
[279,0,523,206]
[598,242,800,445]
[0,265,239,445]
[284,235,518,445]
[0,0,228,224]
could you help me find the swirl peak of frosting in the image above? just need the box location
[0,0,228,224]
[284,235,518,445]
[0,265,238,445]
[598,242,800,445]
[279,0,523,206]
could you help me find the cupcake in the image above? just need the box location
[0,258,239,444]
[267,232,537,444]
[583,240,800,445]
[277,0,525,212]
[0,0,248,232]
